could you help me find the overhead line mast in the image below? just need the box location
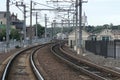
[16,1,27,46]
[44,14,47,38]
[6,0,10,49]
[30,0,75,39]
[78,0,88,54]
[35,12,38,40]
[30,0,33,44]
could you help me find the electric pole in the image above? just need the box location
[6,0,10,49]
[78,0,88,54]
[68,10,70,28]
[36,12,38,40]
[51,23,53,39]
[53,20,56,38]
[75,0,78,51]
[73,14,76,43]
[61,20,64,34]
[44,14,47,38]
[16,1,27,45]
[78,0,82,54]
[23,4,26,45]
[30,0,32,44]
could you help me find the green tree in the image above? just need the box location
[10,29,20,40]
[103,24,109,29]
[84,25,95,33]
[0,28,6,41]
[33,24,45,38]
[1,28,6,37]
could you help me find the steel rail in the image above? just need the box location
[60,44,120,77]
[51,44,107,80]
[1,43,48,80]
[30,46,45,80]
[2,49,25,80]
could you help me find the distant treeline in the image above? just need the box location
[84,24,120,34]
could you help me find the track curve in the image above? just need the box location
[1,44,46,80]
[51,43,120,80]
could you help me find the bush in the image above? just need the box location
[15,45,21,48]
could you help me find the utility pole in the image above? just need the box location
[78,0,88,54]
[23,4,26,45]
[75,0,78,51]
[72,15,75,28]
[51,23,53,39]
[53,20,56,38]
[78,0,82,54]
[68,10,70,28]
[36,12,38,40]
[73,14,76,45]
[61,20,64,34]
[44,14,47,38]
[16,1,27,45]
[30,0,32,44]
[6,0,10,49]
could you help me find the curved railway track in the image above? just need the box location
[51,43,120,80]
[1,44,45,80]
[35,43,93,80]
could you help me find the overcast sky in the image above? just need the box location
[0,0,120,26]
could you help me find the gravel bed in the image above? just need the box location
[64,45,120,71]
[83,51,120,68]
[0,48,22,79]
[36,45,92,80]
[0,48,22,63]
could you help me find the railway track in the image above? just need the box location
[1,44,45,80]
[51,43,120,80]
[35,43,93,80]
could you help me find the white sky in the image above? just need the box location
[0,0,120,26]
[83,0,120,26]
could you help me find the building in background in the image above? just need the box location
[26,26,35,40]
[97,29,120,41]
[0,12,24,30]
[68,29,90,48]
[56,33,67,40]
[10,13,24,31]
[0,12,7,25]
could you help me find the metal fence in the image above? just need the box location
[85,40,120,58]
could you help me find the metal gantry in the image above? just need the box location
[30,0,75,39]
[16,1,27,46]
[6,0,87,53]
[6,0,27,49]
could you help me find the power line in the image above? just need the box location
[33,1,56,9]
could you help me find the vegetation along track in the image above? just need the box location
[51,43,120,80]
[1,43,47,80]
